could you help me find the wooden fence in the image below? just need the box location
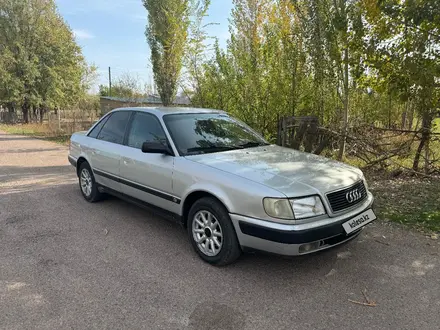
[0,110,99,134]
[277,116,331,154]
[277,115,440,174]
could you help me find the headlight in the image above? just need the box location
[290,196,326,219]
[263,198,294,219]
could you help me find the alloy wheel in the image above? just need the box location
[192,210,223,256]
[80,168,93,197]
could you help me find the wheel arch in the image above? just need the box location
[76,156,90,177]
[181,190,231,228]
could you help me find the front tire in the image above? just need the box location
[188,197,241,266]
[78,162,104,203]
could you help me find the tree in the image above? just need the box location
[361,0,440,172]
[329,0,352,160]
[182,0,211,106]
[191,0,308,139]
[183,0,440,172]
[0,0,90,123]
[143,0,192,106]
[99,72,154,100]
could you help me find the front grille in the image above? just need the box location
[326,181,367,213]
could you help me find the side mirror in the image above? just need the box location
[141,141,172,155]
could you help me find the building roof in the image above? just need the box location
[100,95,191,105]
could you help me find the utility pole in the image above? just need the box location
[108,67,112,97]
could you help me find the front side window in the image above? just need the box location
[97,111,131,145]
[164,113,268,156]
[126,112,167,149]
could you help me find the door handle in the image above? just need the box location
[122,158,133,166]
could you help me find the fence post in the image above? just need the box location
[282,117,287,147]
[276,114,281,145]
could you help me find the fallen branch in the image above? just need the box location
[349,289,377,307]
[374,239,390,246]
[348,299,377,307]
[387,159,440,179]
[362,289,373,304]
[362,153,399,169]
[371,127,423,134]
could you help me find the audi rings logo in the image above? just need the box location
[346,189,362,203]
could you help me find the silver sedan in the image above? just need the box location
[69,107,375,265]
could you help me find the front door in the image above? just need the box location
[91,110,131,191]
[119,112,179,214]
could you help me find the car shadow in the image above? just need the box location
[100,190,356,279]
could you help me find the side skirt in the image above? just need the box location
[97,184,183,225]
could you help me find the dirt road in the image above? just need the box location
[1,131,439,330]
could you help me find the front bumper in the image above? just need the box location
[230,193,374,256]
[68,155,77,167]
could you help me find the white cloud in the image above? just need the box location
[73,29,95,40]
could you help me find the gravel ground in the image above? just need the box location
[1,131,440,330]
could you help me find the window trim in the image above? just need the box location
[87,112,112,139]
[124,111,175,156]
[122,111,134,146]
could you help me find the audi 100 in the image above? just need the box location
[68,107,376,265]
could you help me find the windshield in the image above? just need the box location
[163,113,269,156]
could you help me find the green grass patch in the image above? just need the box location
[387,211,440,233]
[368,176,440,233]
[42,135,71,144]
[0,124,70,145]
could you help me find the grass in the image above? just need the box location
[368,175,440,234]
[0,123,70,145]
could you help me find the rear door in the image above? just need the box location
[119,111,179,214]
[90,110,131,191]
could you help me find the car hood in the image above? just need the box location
[185,145,363,197]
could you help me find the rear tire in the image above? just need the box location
[78,162,104,203]
[188,197,241,266]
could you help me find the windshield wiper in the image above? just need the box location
[186,145,243,155]
[239,141,269,148]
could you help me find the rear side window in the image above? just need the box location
[97,111,131,145]
[127,112,167,149]
[88,115,110,138]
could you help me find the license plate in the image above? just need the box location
[342,209,376,234]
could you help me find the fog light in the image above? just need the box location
[299,241,321,254]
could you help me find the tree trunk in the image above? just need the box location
[401,101,408,129]
[39,107,45,123]
[413,113,432,172]
[32,105,37,122]
[7,102,15,113]
[387,93,392,128]
[337,47,349,161]
[407,103,414,130]
[22,100,30,124]
[161,92,171,107]
[424,133,430,174]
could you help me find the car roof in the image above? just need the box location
[109,107,226,117]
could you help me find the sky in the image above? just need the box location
[56,0,234,92]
